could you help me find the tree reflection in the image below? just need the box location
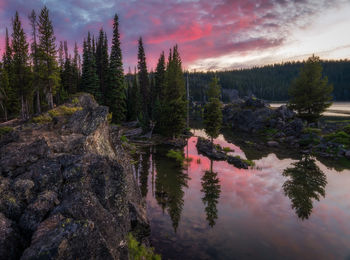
[201,160,221,227]
[283,156,327,220]
[139,150,151,197]
[154,149,189,233]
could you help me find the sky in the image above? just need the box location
[0,0,349,71]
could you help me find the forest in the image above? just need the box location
[0,7,187,138]
[186,60,350,102]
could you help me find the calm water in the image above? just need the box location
[134,130,350,260]
[270,102,350,117]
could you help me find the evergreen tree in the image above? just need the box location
[108,14,126,123]
[137,37,150,122]
[29,10,41,114]
[153,51,166,129]
[96,29,109,105]
[288,55,333,123]
[0,68,10,120]
[203,76,222,143]
[128,67,141,121]
[12,11,32,119]
[2,27,18,117]
[37,6,60,109]
[72,42,80,93]
[161,45,187,137]
[80,32,100,99]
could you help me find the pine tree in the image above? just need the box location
[96,29,109,105]
[81,32,100,99]
[0,68,10,120]
[37,6,60,109]
[72,42,80,93]
[2,27,18,117]
[288,55,333,123]
[108,14,126,123]
[29,10,41,114]
[137,37,150,122]
[153,51,166,129]
[161,45,187,137]
[12,11,32,119]
[203,76,222,143]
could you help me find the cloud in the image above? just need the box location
[0,0,348,71]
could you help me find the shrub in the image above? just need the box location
[235,155,255,167]
[343,125,350,135]
[71,97,79,105]
[223,147,234,153]
[0,126,13,136]
[120,135,128,143]
[32,114,52,124]
[324,131,350,146]
[107,113,113,124]
[128,233,161,260]
[48,106,82,117]
[166,149,184,163]
[302,127,321,135]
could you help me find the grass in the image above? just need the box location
[128,233,161,260]
[166,149,185,163]
[32,114,52,124]
[0,126,13,137]
[234,155,255,167]
[302,127,322,135]
[223,147,234,153]
[262,128,278,136]
[48,105,82,117]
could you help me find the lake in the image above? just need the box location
[270,102,350,117]
[134,129,350,260]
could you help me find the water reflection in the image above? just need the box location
[283,155,327,220]
[153,148,190,232]
[139,150,151,197]
[201,160,221,227]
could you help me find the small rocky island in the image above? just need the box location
[0,94,149,259]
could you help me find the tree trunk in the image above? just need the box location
[36,90,41,114]
[21,95,25,120]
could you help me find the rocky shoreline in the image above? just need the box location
[222,96,350,162]
[0,94,149,260]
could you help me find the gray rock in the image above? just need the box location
[267,141,279,147]
[227,156,248,169]
[345,150,350,159]
[196,137,227,160]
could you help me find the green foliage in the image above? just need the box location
[343,125,350,135]
[127,233,161,260]
[120,135,128,143]
[324,131,350,146]
[283,156,327,220]
[137,37,150,122]
[158,46,187,137]
[37,6,60,109]
[166,149,185,163]
[107,112,113,124]
[32,114,52,123]
[0,126,13,136]
[203,76,222,142]
[71,97,79,105]
[108,14,126,123]
[263,128,278,136]
[234,155,255,166]
[48,105,82,117]
[302,127,322,135]
[288,55,333,123]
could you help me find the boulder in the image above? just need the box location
[196,137,227,160]
[267,141,279,147]
[227,156,248,169]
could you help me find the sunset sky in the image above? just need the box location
[0,0,349,71]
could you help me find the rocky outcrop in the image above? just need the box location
[223,96,304,138]
[0,94,148,259]
[196,137,227,160]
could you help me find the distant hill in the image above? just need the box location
[186,60,350,102]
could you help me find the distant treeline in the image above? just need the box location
[186,60,350,102]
